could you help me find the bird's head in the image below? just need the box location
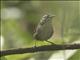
[40,14,55,25]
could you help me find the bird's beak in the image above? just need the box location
[50,15,56,17]
[49,15,55,18]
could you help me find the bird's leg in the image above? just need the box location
[45,40,56,45]
[34,40,37,48]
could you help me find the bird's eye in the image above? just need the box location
[43,16,46,18]
[43,15,48,18]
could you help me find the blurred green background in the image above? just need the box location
[1,1,80,60]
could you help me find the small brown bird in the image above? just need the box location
[33,14,55,44]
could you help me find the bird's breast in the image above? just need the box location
[34,23,54,41]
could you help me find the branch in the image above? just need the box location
[0,44,80,57]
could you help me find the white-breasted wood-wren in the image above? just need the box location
[33,14,55,44]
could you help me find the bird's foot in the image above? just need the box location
[45,40,56,45]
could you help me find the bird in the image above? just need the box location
[33,14,55,44]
